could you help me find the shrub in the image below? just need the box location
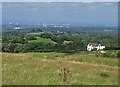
[100,72,109,78]
[100,51,118,58]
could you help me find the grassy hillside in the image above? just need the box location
[2,52,118,85]
[28,37,57,44]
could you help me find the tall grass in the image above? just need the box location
[2,53,118,85]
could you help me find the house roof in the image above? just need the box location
[88,43,105,47]
[89,43,98,47]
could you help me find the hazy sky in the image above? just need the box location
[1,0,119,2]
[2,2,118,25]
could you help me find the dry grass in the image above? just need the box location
[2,52,118,85]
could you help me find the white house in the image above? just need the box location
[87,43,93,51]
[96,44,105,51]
[87,43,105,51]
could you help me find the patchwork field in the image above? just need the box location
[2,52,118,85]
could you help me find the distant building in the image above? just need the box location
[43,24,47,28]
[87,43,105,51]
[14,27,22,30]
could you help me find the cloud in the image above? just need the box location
[2,1,117,25]
[2,2,117,12]
[1,0,51,2]
[1,0,120,2]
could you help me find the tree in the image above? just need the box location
[14,44,25,53]
[4,43,18,52]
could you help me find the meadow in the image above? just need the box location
[28,37,57,44]
[2,52,118,85]
[28,32,44,35]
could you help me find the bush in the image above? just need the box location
[100,51,118,58]
[100,72,109,78]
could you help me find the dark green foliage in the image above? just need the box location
[40,32,54,39]
[25,35,36,40]
[3,43,18,52]
[100,72,109,78]
[14,44,26,53]
[51,37,64,44]
[96,51,119,58]
[2,31,118,54]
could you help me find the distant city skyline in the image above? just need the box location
[2,2,118,26]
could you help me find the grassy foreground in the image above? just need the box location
[2,52,118,85]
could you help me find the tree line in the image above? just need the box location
[2,31,119,53]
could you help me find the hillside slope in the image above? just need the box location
[2,53,118,85]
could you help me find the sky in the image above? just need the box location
[2,2,118,25]
[1,0,120,2]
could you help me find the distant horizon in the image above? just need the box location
[2,21,118,27]
[2,2,118,26]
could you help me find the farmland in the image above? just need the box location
[2,52,118,85]
[28,37,57,44]
[28,32,44,35]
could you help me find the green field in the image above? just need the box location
[2,52,118,85]
[28,37,57,44]
[28,32,44,35]
[63,41,73,44]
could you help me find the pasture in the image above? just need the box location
[28,37,57,44]
[2,52,118,85]
[27,32,44,35]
